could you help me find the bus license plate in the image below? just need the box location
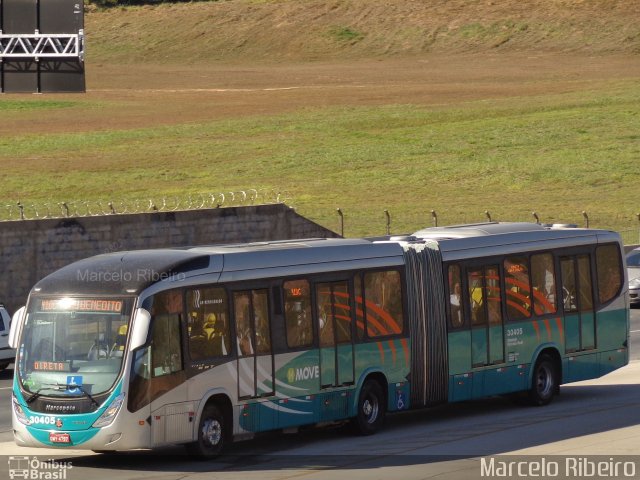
[49,433,71,444]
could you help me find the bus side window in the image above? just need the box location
[364,270,404,338]
[578,255,594,312]
[485,266,503,326]
[531,253,557,315]
[467,268,486,326]
[150,290,184,377]
[284,280,313,349]
[504,257,532,320]
[448,265,463,328]
[596,244,622,304]
[253,290,271,354]
[186,287,231,360]
[234,293,254,356]
[561,257,578,312]
[354,274,366,341]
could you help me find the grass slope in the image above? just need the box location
[86,0,640,64]
[2,81,639,236]
[1,0,640,237]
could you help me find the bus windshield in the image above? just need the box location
[18,297,133,398]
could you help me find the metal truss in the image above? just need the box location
[0,30,84,61]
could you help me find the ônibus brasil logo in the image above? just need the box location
[8,456,73,480]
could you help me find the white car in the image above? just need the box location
[0,304,15,370]
[627,248,640,306]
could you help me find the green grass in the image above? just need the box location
[1,81,640,237]
[0,100,79,111]
[329,26,365,44]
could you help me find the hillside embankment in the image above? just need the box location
[86,0,640,64]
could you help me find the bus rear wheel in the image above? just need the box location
[187,404,225,459]
[529,354,558,406]
[353,379,386,435]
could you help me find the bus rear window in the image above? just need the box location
[597,245,622,304]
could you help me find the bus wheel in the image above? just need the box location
[187,404,225,459]
[529,355,558,406]
[353,379,385,435]
[0,363,9,372]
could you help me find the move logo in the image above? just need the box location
[287,366,320,383]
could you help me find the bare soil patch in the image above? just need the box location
[2,53,639,137]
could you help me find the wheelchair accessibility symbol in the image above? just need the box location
[396,391,406,410]
[66,375,83,394]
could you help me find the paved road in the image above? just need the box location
[0,310,638,480]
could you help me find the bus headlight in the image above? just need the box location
[12,395,31,425]
[92,393,125,428]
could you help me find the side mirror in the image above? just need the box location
[129,308,151,352]
[9,306,25,349]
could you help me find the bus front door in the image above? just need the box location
[316,282,354,389]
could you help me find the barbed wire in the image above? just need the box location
[0,189,291,221]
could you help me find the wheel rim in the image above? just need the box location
[536,364,553,398]
[201,418,222,447]
[362,395,379,424]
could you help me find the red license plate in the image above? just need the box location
[49,433,71,444]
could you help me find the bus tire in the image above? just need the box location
[187,404,225,459]
[0,362,9,372]
[353,379,385,435]
[528,354,558,406]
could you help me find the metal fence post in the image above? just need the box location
[384,210,391,235]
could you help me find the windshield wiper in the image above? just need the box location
[54,383,100,407]
[26,386,57,404]
[26,383,99,407]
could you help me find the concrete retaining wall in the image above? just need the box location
[0,204,339,313]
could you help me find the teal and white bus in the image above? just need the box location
[9,222,629,457]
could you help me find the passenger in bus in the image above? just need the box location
[287,301,312,347]
[109,324,128,358]
[205,314,228,356]
[236,313,253,356]
[449,283,463,327]
[189,319,209,359]
[254,314,271,353]
[88,333,109,360]
[318,302,334,346]
[160,290,182,315]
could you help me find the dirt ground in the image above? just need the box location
[3,53,640,137]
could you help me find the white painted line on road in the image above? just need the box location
[0,386,12,390]
[631,329,640,334]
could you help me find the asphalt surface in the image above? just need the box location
[0,309,638,480]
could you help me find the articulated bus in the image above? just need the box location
[9,222,629,457]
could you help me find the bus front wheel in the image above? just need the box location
[353,379,386,435]
[187,404,225,459]
[529,354,558,406]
